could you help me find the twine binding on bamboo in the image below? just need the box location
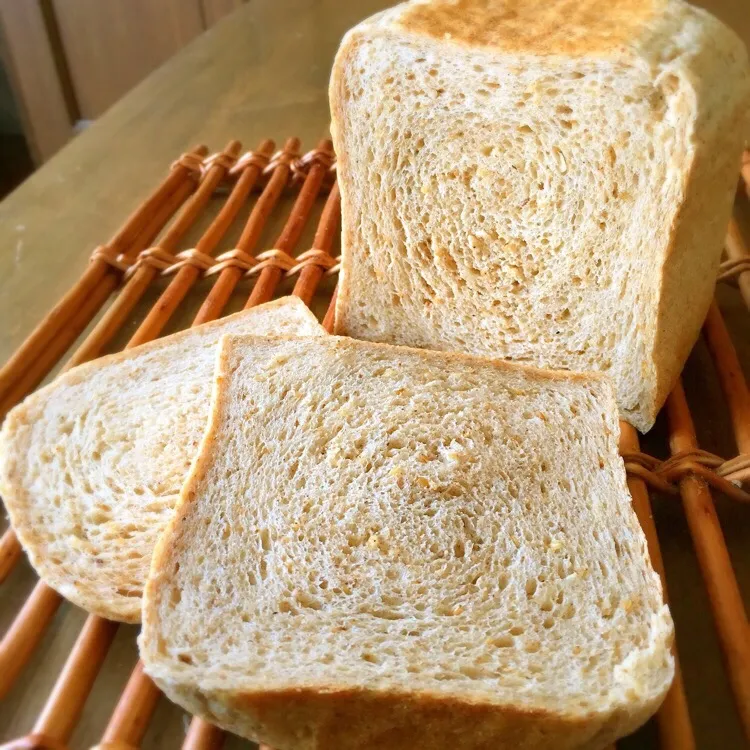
[92,242,341,281]
[623,449,750,503]
[242,248,296,276]
[291,147,336,188]
[172,145,336,194]
[88,245,131,274]
[200,150,238,176]
[95,235,739,286]
[228,150,272,177]
[263,148,302,177]
[286,248,340,277]
[169,151,205,178]
[718,256,750,282]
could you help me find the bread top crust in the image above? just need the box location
[397,0,665,56]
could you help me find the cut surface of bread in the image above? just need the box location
[0,297,325,623]
[142,335,674,750]
[330,0,750,432]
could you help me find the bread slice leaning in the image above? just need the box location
[330,0,750,432]
[0,297,325,623]
[141,335,674,750]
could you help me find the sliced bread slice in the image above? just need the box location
[141,335,674,750]
[0,297,325,623]
[330,0,750,432]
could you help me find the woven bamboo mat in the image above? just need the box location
[1,138,749,750]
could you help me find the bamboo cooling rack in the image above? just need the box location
[0,138,749,750]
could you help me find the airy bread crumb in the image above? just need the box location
[331,0,750,432]
[142,334,674,750]
[0,297,325,623]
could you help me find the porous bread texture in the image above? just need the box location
[0,297,324,623]
[142,335,674,750]
[331,0,750,432]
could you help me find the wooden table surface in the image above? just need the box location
[0,1,749,748]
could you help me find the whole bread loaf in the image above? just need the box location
[330,0,750,432]
[0,297,324,623]
[141,335,674,750]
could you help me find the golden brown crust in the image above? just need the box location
[329,35,357,339]
[151,679,660,750]
[397,0,662,56]
[650,72,750,424]
[262,334,615,387]
[234,686,602,750]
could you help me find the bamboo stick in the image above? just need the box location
[90,142,312,748]
[323,284,337,334]
[0,145,207,405]
[292,182,340,305]
[127,139,274,346]
[94,662,161,750]
[0,181,193,576]
[741,150,750,201]
[0,580,63,699]
[0,146,239,701]
[4,141,312,750]
[322,286,338,332]
[0,527,22,583]
[174,139,304,750]
[90,146,290,749]
[0,141,337,747]
[0,166,205,417]
[725,216,750,311]
[99,144,335,750]
[64,140,242,365]
[30,616,119,742]
[0,278,119,419]
[182,720,226,750]
[98,142,332,749]
[703,302,750,457]
[0,143,243,745]
[666,381,750,740]
[619,422,695,750]
[193,138,301,325]
[244,139,333,308]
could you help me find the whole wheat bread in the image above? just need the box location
[141,334,674,750]
[330,0,750,432]
[0,297,325,623]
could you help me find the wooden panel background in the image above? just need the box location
[0,0,246,161]
[0,0,72,162]
[202,0,246,28]
[51,0,206,119]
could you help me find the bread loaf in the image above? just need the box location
[142,334,674,750]
[0,297,325,623]
[330,0,750,431]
